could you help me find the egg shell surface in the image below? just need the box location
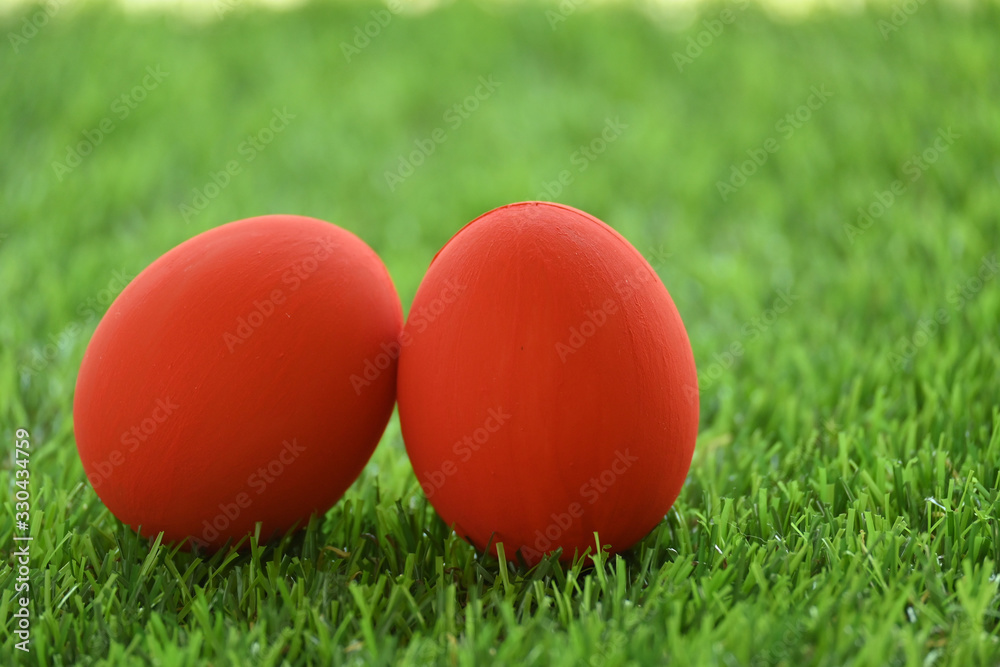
[73,214,402,549]
[398,201,698,564]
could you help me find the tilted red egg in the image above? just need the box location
[73,215,402,549]
[398,201,698,564]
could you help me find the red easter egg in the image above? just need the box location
[73,215,402,549]
[398,202,698,565]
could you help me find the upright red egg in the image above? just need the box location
[73,215,402,549]
[398,202,698,564]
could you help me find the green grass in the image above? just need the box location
[2,0,1000,664]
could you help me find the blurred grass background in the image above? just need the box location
[2,0,1000,665]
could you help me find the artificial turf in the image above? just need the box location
[2,0,999,664]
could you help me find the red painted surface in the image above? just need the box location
[73,215,402,549]
[398,202,699,565]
